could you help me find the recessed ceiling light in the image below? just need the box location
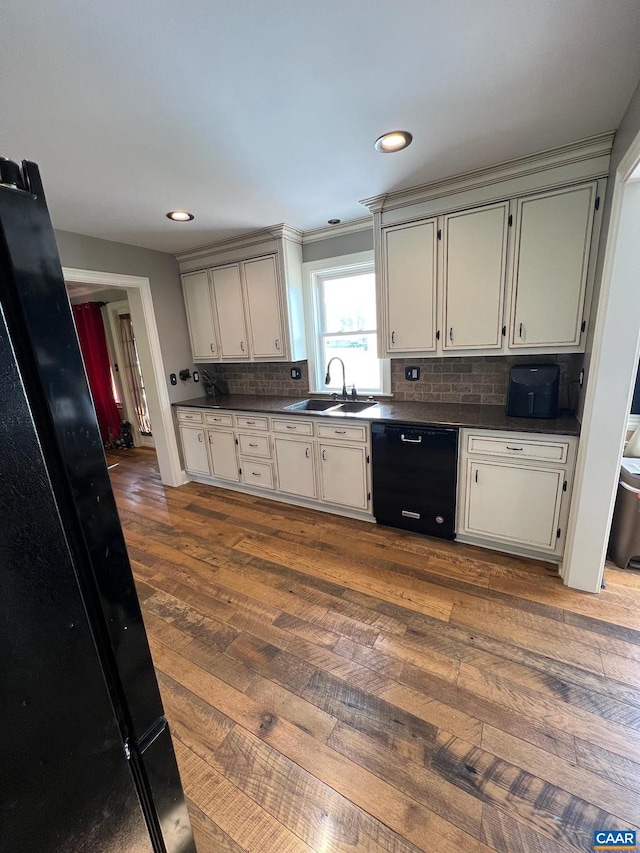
[374,131,413,153]
[327,218,341,225]
[166,210,194,221]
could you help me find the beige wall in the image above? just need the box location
[55,230,196,403]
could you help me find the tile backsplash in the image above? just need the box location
[203,353,583,409]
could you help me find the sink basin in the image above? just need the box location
[333,401,378,413]
[285,399,339,412]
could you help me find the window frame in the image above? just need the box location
[303,251,390,396]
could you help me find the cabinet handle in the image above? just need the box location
[506,446,523,451]
[275,338,280,350]
[519,323,524,339]
[240,341,245,352]
[391,331,396,345]
[213,417,222,421]
[198,433,203,443]
[334,430,346,435]
[251,471,261,476]
[286,425,297,430]
[475,469,478,483]
[210,343,215,352]
[449,327,453,342]
[249,443,258,447]
[322,449,327,461]
[305,447,310,458]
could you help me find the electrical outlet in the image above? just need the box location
[579,368,585,388]
[291,367,302,380]
[169,373,177,386]
[405,366,421,381]
[193,371,200,382]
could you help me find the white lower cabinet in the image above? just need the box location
[457,428,577,561]
[206,427,239,482]
[274,437,316,499]
[318,443,368,510]
[179,424,210,475]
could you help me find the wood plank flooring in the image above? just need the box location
[108,448,640,853]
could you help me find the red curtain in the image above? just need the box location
[72,302,121,443]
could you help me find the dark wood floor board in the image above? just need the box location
[481,725,640,826]
[399,663,578,763]
[151,636,493,853]
[213,724,428,853]
[105,450,640,853]
[187,801,246,853]
[173,738,315,853]
[327,722,483,839]
[457,663,640,763]
[574,737,640,795]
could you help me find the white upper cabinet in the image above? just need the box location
[182,271,217,359]
[442,203,508,351]
[383,219,437,353]
[178,226,306,364]
[243,256,283,358]
[210,264,249,359]
[509,183,597,349]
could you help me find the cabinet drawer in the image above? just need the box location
[238,433,271,458]
[177,408,203,423]
[235,415,269,430]
[241,460,274,489]
[466,434,569,464]
[272,418,314,436]
[204,412,233,427]
[317,423,368,442]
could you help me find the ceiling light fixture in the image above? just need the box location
[374,130,413,153]
[166,210,194,221]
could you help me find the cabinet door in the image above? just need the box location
[206,428,239,481]
[443,203,508,350]
[243,256,284,359]
[384,220,437,352]
[510,183,596,348]
[464,460,564,550]
[210,264,249,359]
[179,425,210,475]
[274,437,316,499]
[182,271,218,359]
[318,443,368,510]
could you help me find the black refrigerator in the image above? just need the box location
[0,158,196,853]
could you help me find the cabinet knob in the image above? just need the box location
[198,433,203,443]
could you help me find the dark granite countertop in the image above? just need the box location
[174,394,580,436]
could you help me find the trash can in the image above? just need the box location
[609,459,640,569]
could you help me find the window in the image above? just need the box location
[304,252,390,395]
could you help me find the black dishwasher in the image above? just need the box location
[371,423,458,539]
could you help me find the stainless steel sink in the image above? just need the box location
[285,399,340,412]
[333,401,378,413]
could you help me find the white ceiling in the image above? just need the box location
[3,0,640,254]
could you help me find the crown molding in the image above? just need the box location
[301,216,373,243]
[175,222,302,263]
[360,131,615,214]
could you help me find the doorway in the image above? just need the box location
[63,268,184,488]
[562,133,640,591]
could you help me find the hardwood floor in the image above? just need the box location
[108,448,640,853]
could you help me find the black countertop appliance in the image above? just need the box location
[506,364,560,419]
[372,423,458,539]
[0,158,195,853]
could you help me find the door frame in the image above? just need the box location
[561,128,640,591]
[63,267,184,487]
[106,299,154,449]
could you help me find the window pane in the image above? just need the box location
[322,333,380,392]
[321,273,376,334]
